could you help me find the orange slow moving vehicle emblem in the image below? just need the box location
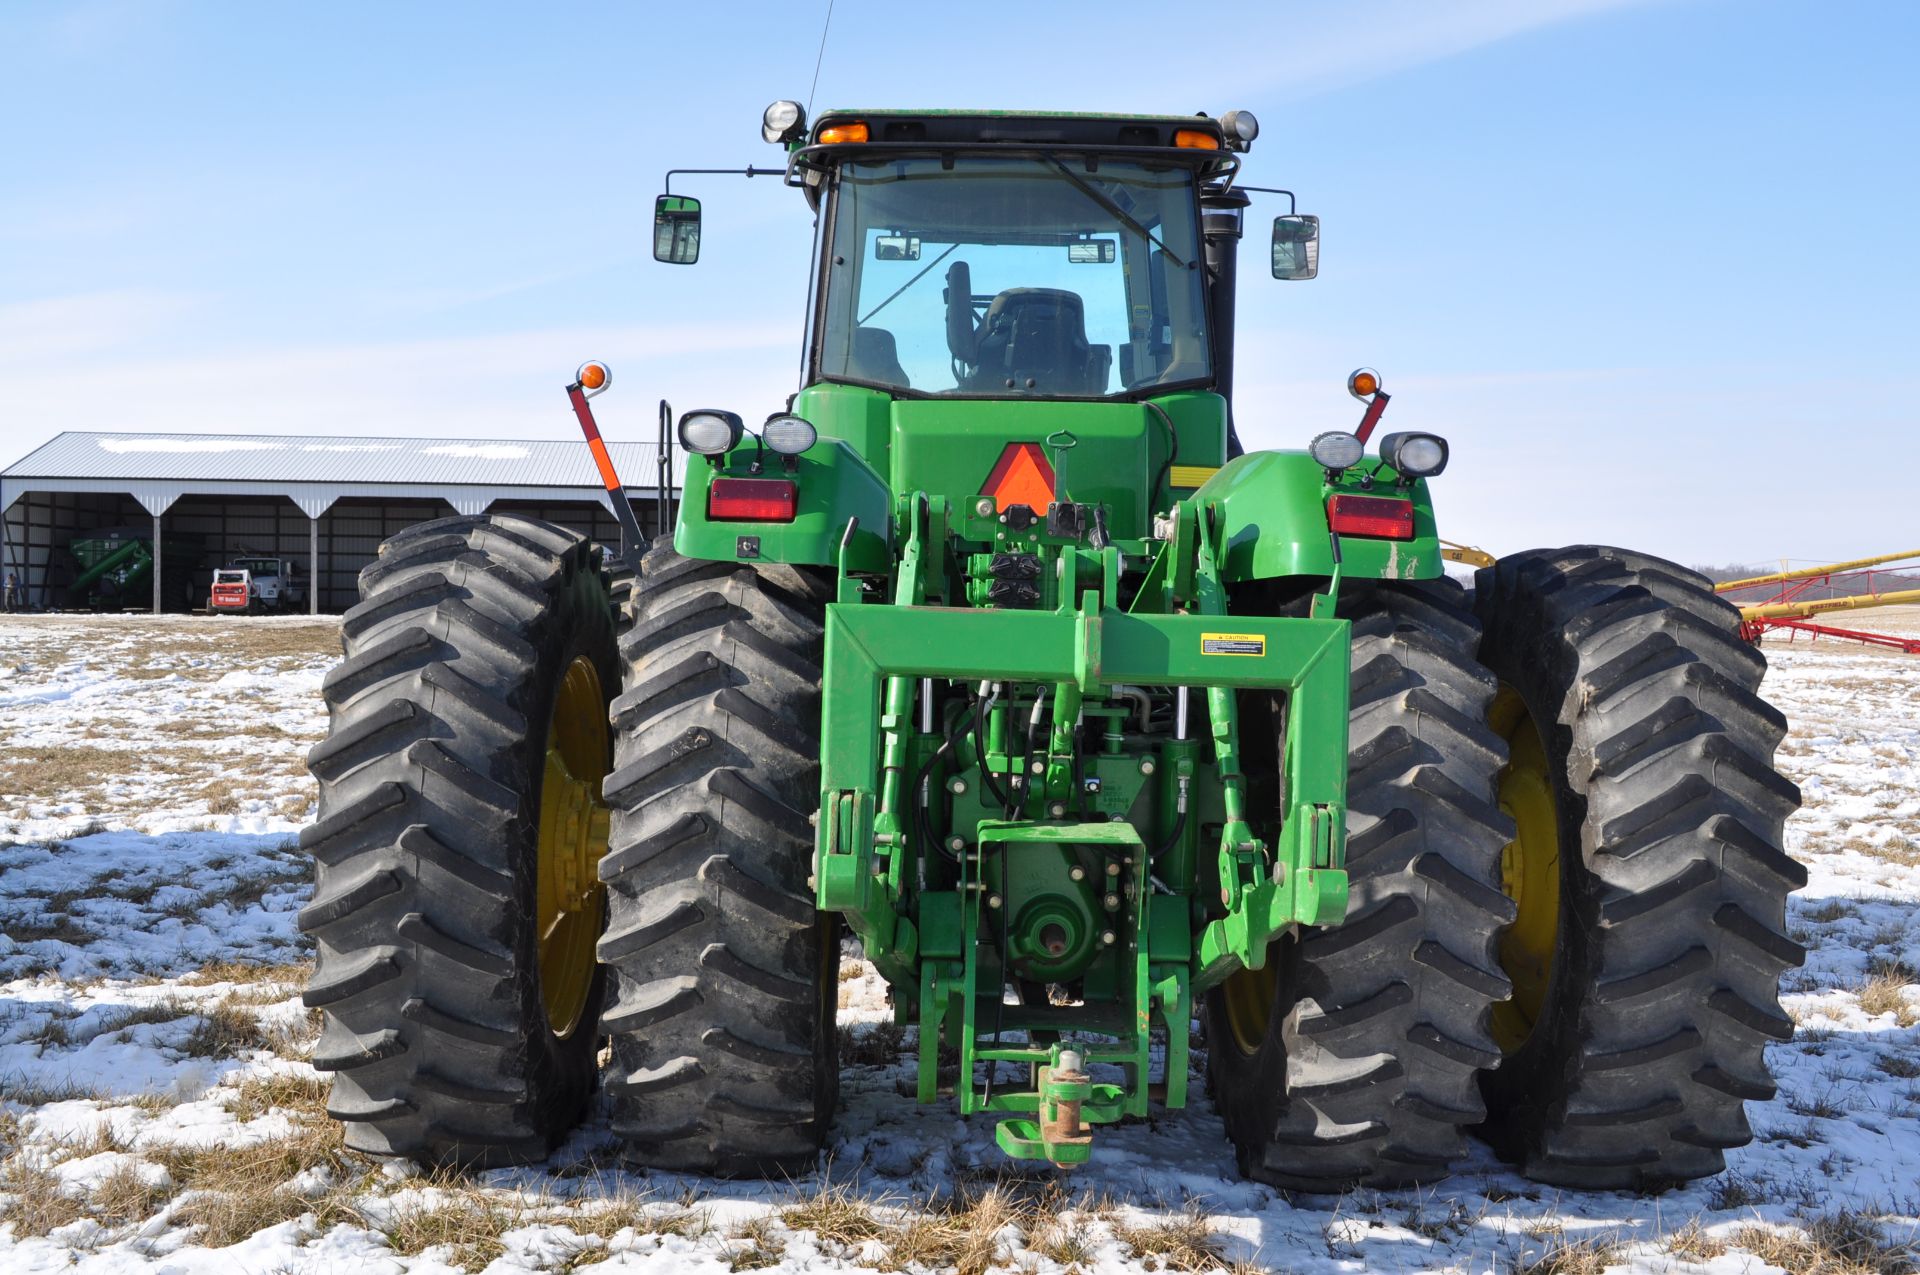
[982,442,1056,513]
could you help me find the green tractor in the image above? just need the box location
[302,106,1803,1192]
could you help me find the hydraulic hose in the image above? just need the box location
[974,682,1010,812]
[915,693,984,862]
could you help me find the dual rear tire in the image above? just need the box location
[1207,550,1802,1192]
[304,519,836,1174]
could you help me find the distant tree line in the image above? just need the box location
[1692,561,1920,599]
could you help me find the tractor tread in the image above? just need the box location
[600,539,837,1178]
[1474,545,1802,1191]
[1207,578,1513,1192]
[302,514,617,1168]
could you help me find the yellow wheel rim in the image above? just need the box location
[1489,685,1561,1054]
[535,655,611,1040]
[1220,953,1278,1056]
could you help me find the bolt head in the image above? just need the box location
[948,777,968,795]
[1049,803,1066,818]
[1100,930,1117,945]
[1069,866,1086,881]
[948,835,967,852]
[987,894,1003,910]
[1139,758,1156,775]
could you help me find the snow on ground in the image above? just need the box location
[2,608,1919,1273]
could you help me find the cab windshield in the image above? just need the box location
[815,155,1211,399]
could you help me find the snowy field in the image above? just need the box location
[2,608,1917,1273]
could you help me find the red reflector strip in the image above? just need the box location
[1327,494,1415,540]
[708,477,797,522]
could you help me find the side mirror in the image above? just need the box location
[1272,214,1320,281]
[654,195,703,265]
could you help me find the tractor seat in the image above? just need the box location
[968,288,1110,396]
[846,325,910,389]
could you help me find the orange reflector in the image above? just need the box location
[709,477,798,522]
[1328,494,1415,540]
[578,361,608,391]
[1173,129,1221,150]
[981,442,1056,514]
[1348,369,1379,398]
[817,122,870,144]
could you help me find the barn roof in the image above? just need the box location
[2,431,670,518]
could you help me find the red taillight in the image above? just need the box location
[708,477,797,522]
[1327,494,1415,540]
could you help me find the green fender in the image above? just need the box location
[674,437,894,571]
[1195,449,1443,584]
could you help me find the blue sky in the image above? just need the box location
[1,0,1914,564]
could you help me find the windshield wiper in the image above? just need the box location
[1044,158,1189,270]
[859,240,963,326]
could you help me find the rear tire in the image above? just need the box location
[1206,579,1516,1190]
[301,514,618,1167]
[1473,546,1805,1189]
[599,540,839,1176]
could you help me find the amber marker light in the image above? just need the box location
[1173,129,1221,150]
[576,360,612,399]
[1348,368,1380,400]
[817,122,870,144]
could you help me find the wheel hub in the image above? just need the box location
[536,656,611,1039]
[1489,685,1561,1054]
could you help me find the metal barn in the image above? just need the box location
[1,432,672,614]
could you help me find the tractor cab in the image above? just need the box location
[655,108,1322,560]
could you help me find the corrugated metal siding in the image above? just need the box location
[4,431,669,489]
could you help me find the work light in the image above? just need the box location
[761,414,817,455]
[1309,431,1365,472]
[680,409,744,456]
[1379,431,1449,478]
[1221,110,1259,148]
[763,100,806,144]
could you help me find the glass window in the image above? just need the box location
[817,156,1211,399]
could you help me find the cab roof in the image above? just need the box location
[808,109,1233,159]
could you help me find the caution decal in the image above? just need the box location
[1201,632,1266,657]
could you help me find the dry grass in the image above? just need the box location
[839,1020,909,1068]
[1510,1236,1624,1275]
[1115,1205,1227,1273]
[782,1179,887,1249]
[1668,1220,1727,1262]
[1803,898,1864,924]
[202,779,247,815]
[0,745,132,800]
[226,1070,330,1123]
[1731,1213,1918,1274]
[152,1114,350,1246]
[89,1161,169,1226]
[181,958,314,988]
[0,1158,86,1238]
[726,1216,788,1271]
[181,1001,272,1059]
[1854,958,1920,1026]
[383,1187,520,1273]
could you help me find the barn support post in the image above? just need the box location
[152,512,163,615]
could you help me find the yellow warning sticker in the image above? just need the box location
[1201,632,1266,657]
[1169,464,1221,489]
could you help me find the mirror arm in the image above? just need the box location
[1232,185,1296,215]
[664,166,781,195]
